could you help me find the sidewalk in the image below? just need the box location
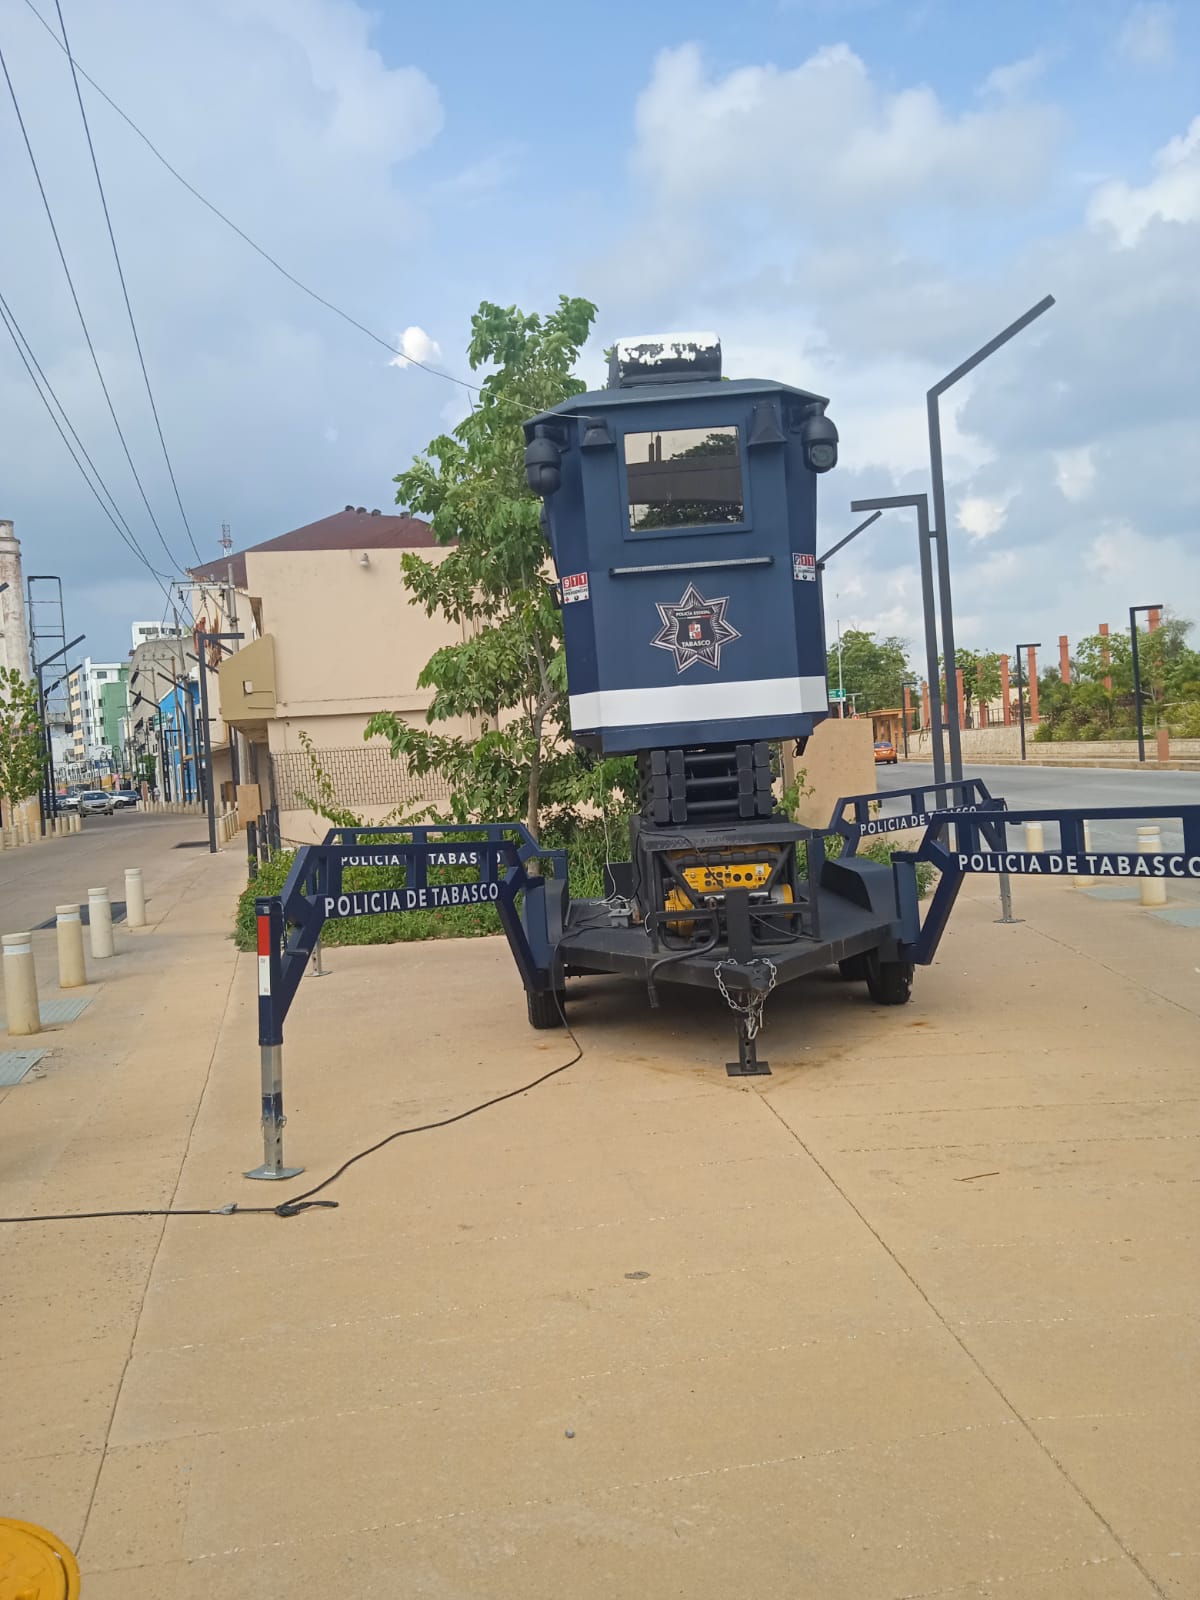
[2,853,1197,1597]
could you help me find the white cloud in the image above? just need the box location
[1087,116,1200,245]
[980,53,1049,99]
[631,43,1062,216]
[0,0,449,657]
[1054,445,1096,502]
[956,495,1010,540]
[389,325,443,369]
[1116,2,1176,66]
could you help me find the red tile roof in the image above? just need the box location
[188,508,438,587]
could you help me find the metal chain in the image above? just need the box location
[713,958,778,1039]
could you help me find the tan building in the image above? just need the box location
[189,507,472,845]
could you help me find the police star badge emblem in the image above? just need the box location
[650,583,741,673]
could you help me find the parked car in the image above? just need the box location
[78,789,115,816]
[109,790,140,809]
[873,739,898,766]
[54,792,80,813]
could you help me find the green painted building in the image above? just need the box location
[100,668,130,770]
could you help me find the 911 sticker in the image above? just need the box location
[561,572,590,603]
[793,552,816,582]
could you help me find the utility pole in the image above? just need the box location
[225,560,241,788]
[194,628,244,852]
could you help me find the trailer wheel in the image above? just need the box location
[865,953,913,1006]
[526,987,566,1029]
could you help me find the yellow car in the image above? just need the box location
[873,739,898,765]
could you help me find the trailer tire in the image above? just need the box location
[526,987,566,1030]
[865,953,913,1006]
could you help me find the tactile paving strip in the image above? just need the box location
[0,1050,47,1086]
[0,993,95,1031]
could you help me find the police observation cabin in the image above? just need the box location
[524,333,840,757]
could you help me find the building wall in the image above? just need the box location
[0,520,30,678]
[239,544,471,843]
[100,673,129,759]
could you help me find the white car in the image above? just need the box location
[78,790,115,817]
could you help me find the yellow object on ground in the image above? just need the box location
[0,1518,80,1597]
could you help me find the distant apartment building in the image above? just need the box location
[128,634,195,790]
[66,657,127,781]
[189,506,472,842]
[131,619,187,652]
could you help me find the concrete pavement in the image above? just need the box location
[1,850,1197,1597]
[0,810,212,936]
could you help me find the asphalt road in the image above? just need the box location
[880,759,1200,854]
[0,810,212,935]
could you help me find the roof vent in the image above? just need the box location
[370,508,381,516]
[356,506,367,514]
[344,504,354,512]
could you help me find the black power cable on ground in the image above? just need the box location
[0,999,584,1225]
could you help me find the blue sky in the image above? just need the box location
[1,0,1198,665]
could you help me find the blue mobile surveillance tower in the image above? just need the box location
[519,333,922,1071]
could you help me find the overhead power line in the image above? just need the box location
[52,0,203,564]
[0,288,178,599]
[0,36,187,574]
[19,0,479,398]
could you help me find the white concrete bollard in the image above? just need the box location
[1024,820,1046,853]
[88,887,115,959]
[2,931,41,1035]
[56,905,87,989]
[1137,826,1168,907]
[125,867,146,929]
[1073,822,1097,887]
[20,819,31,846]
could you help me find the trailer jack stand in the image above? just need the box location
[726,1017,771,1078]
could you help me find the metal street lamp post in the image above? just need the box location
[928,295,1055,782]
[1014,643,1041,763]
[844,494,945,785]
[1129,604,1165,763]
[32,631,85,834]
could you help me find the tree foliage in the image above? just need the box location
[366,295,638,837]
[1036,614,1200,741]
[940,648,1002,724]
[828,630,911,713]
[0,667,45,812]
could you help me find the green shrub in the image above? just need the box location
[233,843,504,951]
[234,816,932,951]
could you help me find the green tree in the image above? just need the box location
[828,631,910,713]
[366,295,637,838]
[0,667,45,817]
[1044,614,1200,740]
[940,648,1002,726]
